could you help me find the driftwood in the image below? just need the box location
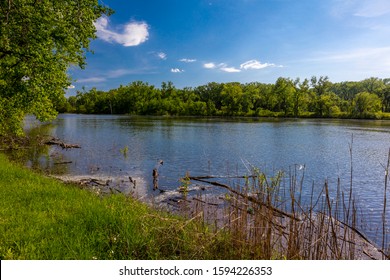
[54,161,73,165]
[44,137,81,149]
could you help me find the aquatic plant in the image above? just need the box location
[120,146,129,157]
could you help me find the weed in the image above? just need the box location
[120,146,129,158]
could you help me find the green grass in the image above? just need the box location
[0,153,233,260]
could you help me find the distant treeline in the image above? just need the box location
[59,76,390,119]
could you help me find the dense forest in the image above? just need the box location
[59,76,390,119]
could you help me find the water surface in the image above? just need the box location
[21,114,390,246]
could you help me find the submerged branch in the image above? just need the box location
[188,176,301,221]
[44,137,81,149]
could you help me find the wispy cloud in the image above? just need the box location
[240,60,275,70]
[353,0,390,17]
[149,51,168,60]
[220,66,241,73]
[308,46,390,63]
[180,58,197,63]
[94,16,149,47]
[76,77,107,84]
[107,69,141,78]
[157,52,167,60]
[203,62,217,69]
[204,59,279,73]
[330,0,390,18]
[75,68,152,85]
[203,62,230,70]
[303,47,390,77]
[204,62,241,72]
[171,68,184,73]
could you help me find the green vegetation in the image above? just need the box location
[0,0,110,136]
[0,153,224,259]
[1,153,388,260]
[64,77,390,120]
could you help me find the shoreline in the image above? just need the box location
[50,170,389,260]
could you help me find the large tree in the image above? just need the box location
[0,0,110,135]
[352,92,382,118]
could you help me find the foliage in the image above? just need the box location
[352,92,382,118]
[0,0,110,136]
[66,76,390,120]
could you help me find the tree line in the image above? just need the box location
[59,76,390,119]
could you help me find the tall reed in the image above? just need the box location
[186,160,389,259]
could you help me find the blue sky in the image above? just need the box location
[68,0,390,93]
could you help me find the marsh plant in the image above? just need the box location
[120,145,129,158]
[183,162,389,259]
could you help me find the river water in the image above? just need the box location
[20,114,390,246]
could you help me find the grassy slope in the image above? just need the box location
[0,153,231,260]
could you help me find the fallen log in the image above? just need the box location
[44,137,81,149]
[54,161,73,165]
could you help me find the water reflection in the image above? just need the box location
[6,123,71,175]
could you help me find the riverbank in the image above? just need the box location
[0,153,231,259]
[0,153,388,259]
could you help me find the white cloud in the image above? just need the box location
[220,67,241,73]
[204,62,240,72]
[94,16,149,47]
[204,62,217,69]
[204,60,279,73]
[180,58,197,63]
[309,47,390,63]
[204,60,276,73]
[303,47,390,78]
[353,0,390,17]
[330,0,390,18]
[157,52,167,60]
[240,60,275,70]
[171,68,184,73]
[76,77,106,83]
[67,85,75,89]
[75,68,152,85]
[107,69,139,78]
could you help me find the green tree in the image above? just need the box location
[254,83,277,114]
[330,81,362,101]
[220,83,243,115]
[195,82,224,114]
[273,77,295,116]
[310,76,333,117]
[311,76,331,96]
[0,0,110,135]
[361,77,384,94]
[381,84,390,112]
[316,92,342,117]
[242,82,260,112]
[352,92,382,118]
[292,78,311,117]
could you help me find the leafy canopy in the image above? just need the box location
[0,0,110,135]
